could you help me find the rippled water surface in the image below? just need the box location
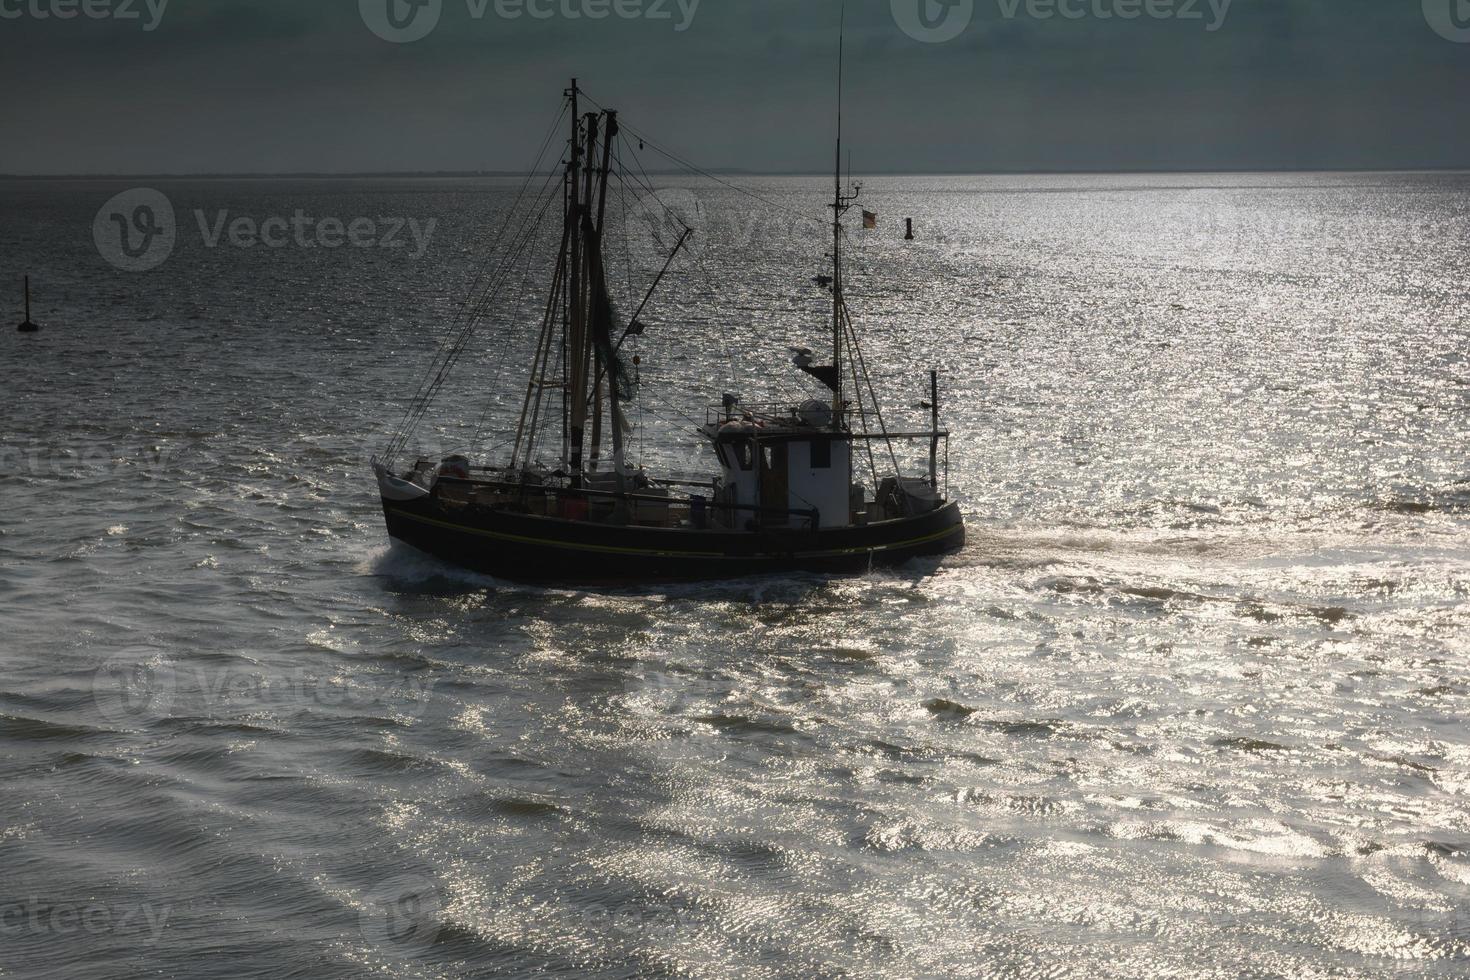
[2,172,1469,978]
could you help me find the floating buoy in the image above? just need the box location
[17,276,39,333]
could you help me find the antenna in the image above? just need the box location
[829,2,847,423]
[835,5,860,204]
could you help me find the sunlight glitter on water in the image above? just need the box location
[0,172,1467,978]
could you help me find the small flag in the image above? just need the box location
[862,210,878,230]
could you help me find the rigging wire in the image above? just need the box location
[472,192,568,459]
[389,167,563,464]
[613,131,829,403]
[387,152,566,463]
[387,84,913,501]
[479,182,576,461]
[383,99,570,465]
[384,137,561,457]
[610,134,741,391]
[581,91,825,232]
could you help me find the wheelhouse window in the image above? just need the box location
[810,439,831,469]
[718,441,756,471]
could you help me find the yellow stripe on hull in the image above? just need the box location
[385,507,962,561]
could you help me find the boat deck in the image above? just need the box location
[407,462,918,533]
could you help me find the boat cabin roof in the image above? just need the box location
[703,401,846,443]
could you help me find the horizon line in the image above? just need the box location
[3,166,1469,181]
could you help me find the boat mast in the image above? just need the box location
[829,8,861,431]
[583,111,603,472]
[831,11,845,426]
[565,79,584,479]
[593,111,628,497]
[567,100,602,490]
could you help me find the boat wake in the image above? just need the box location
[365,543,517,596]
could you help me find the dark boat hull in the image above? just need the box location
[380,496,966,583]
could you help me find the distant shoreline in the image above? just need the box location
[2,167,1468,181]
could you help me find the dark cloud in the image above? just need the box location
[0,0,1466,174]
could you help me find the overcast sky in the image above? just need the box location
[1,0,1468,174]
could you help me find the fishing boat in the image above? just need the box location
[371,74,965,584]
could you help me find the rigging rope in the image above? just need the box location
[581,91,825,232]
[384,85,909,502]
[388,169,563,465]
[382,100,570,465]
